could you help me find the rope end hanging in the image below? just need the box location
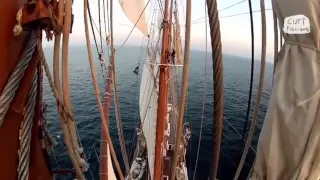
[13,8,23,36]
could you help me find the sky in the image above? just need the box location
[44,0,276,62]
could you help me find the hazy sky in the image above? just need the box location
[44,0,276,62]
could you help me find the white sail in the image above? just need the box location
[118,0,148,36]
[139,55,160,180]
[250,0,320,179]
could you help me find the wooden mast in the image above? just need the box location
[154,0,171,179]
[100,0,113,179]
[100,49,112,180]
[84,0,124,178]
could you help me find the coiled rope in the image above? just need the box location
[0,31,36,127]
[233,0,267,179]
[17,70,37,180]
[206,0,224,179]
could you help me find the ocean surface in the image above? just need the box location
[43,46,274,180]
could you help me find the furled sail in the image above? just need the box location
[107,144,117,179]
[173,4,183,65]
[118,0,148,36]
[250,0,320,179]
[139,55,160,180]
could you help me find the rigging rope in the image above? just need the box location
[206,0,224,179]
[205,97,257,154]
[83,0,124,178]
[62,0,86,173]
[192,0,247,23]
[41,42,86,179]
[192,1,208,179]
[233,0,267,179]
[102,0,108,40]
[192,9,272,24]
[224,117,256,153]
[127,0,160,166]
[218,0,246,12]
[0,31,36,127]
[52,0,86,177]
[247,157,256,178]
[17,65,37,180]
[109,0,131,176]
[52,1,92,177]
[97,1,117,179]
[86,5,109,90]
[128,36,146,161]
[170,0,192,178]
[241,0,254,145]
[98,0,103,50]
[87,2,100,54]
[247,3,278,178]
[106,0,111,46]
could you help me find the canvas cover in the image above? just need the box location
[250,0,320,179]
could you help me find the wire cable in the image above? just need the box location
[192,1,208,179]
[98,0,103,50]
[193,0,247,23]
[192,9,272,24]
[87,2,100,54]
[219,0,246,12]
[241,0,254,145]
[233,0,267,179]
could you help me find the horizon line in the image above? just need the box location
[43,44,274,64]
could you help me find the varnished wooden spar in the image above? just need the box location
[154,0,171,179]
[0,1,58,179]
[84,0,124,178]
[100,52,112,180]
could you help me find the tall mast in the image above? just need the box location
[83,0,124,178]
[154,0,171,179]
[100,44,112,180]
